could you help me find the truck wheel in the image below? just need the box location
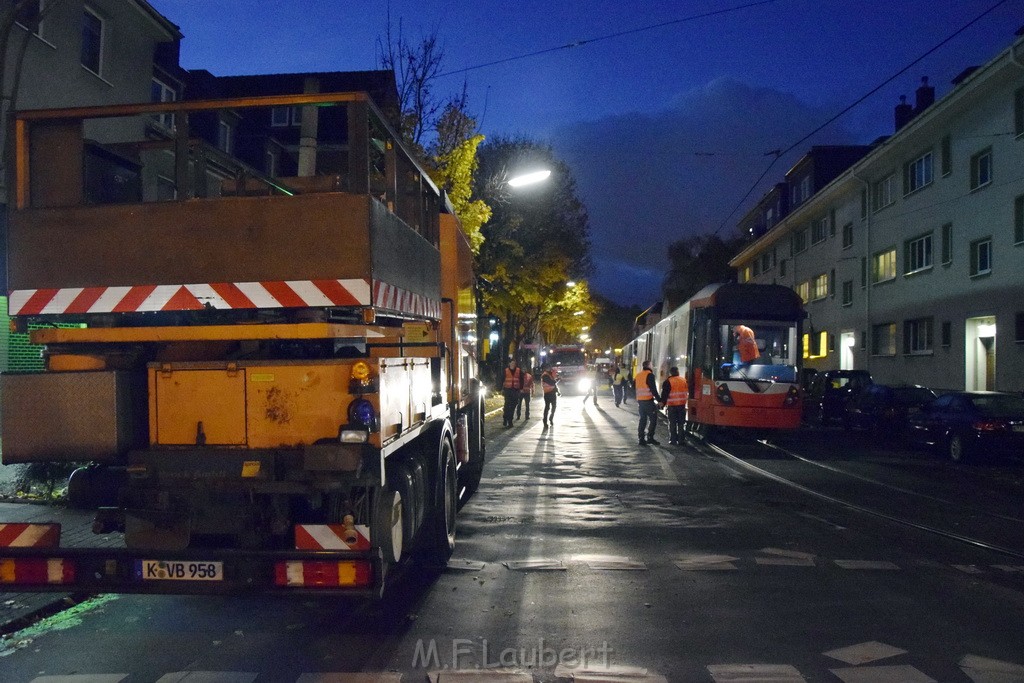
[389,458,426,548]
[460,397,486,501]
[422,436,457,564]
[372,485,404,564]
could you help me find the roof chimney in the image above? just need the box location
[894,95,914,132]
[915,76,935,113]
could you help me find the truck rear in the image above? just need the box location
[0,91,485,596]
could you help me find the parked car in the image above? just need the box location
[843,384,937,436]
[803,369,873,425]
[905,391,1024,462]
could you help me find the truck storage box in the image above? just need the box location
[1,371,147,464]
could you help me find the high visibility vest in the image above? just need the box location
[635,369,654,401]
[736,326,760,363]
[503,367,522,390]
[666,375,689,406]
[612,370,627,386]
[541,372,557,393]
[522,373,534,392]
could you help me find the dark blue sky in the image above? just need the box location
[149,0,1023,305]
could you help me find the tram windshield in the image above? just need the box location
[718,322,798,382]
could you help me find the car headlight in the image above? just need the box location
[579,378,592,392]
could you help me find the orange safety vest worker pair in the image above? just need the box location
[665,375,689,406]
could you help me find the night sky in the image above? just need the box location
[148,0,1024,305]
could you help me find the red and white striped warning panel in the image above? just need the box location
[0,523,60,548]
[373,281,442,319]
[10,278,441,319]
[294,524,372,551]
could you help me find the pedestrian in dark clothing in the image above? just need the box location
[662,366,689,445]
[634,360,663,445]
[540,365,560,427]
[502,359,523,427]
[584,365,602,405]
[516,369,535,420]
[611,364,629,407]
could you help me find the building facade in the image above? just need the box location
[1,0,182,371]
[731,31,1024,393]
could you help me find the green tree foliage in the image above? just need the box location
[429,102,490,253]
[474,138,594,356]
[661,234,746,312]
[589,293,644,354]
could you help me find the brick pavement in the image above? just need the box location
[0,501,124,632]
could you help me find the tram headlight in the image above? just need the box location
[716,383,734,405]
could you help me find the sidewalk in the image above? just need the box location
[0,501,124,634]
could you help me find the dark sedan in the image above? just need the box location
[803,369,873,425]
[905,391,1024,462]
[844,384,937,437]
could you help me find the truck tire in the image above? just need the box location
[420,434,457,565]
[389,458,426,548]
[371,485,404,564]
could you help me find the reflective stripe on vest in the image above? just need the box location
[542,372,557,393]
[666,375,689,406]
[635,369,654,400]
[503,367,521,390]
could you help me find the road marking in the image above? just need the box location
[823,641,907,665]
[503,559,566,571]
[579,556,648,571]
[754,556,815,566]
[156,674,257,683]
[759,548,816,560]
[297,675,403,682]
[447,559,487,571]
[651,447,680,484]
[991,564,1024,573]
[29,677,128,683]
[952,564,985,574]
[834,560,900,570]
[707,663,806,681]
[555,665,666,682]
[959,654,1024,682]
[675,554,740,571]
[829,665,935,682]
[429,672,533,682]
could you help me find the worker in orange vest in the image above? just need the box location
[734,325,760,365]
[661,366,689,445]
[635,360,663,446]
[502,359,523,428]
[540,365,560,428]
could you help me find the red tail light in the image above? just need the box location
[972,419,1008,432]
[0,558,76,585]
[274,560,372,588]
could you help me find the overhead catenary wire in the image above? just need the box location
[712,0,1011,236]
[433,0,786,79]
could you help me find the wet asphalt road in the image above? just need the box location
[1,392,1023,682]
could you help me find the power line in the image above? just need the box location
[712,0,1010,236]
[433,0,786,79]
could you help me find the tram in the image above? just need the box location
[625,283,804,433]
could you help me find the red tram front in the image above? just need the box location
[627,283,804,434]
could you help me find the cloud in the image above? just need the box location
[553,78,860,306]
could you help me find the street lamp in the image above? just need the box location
[507,169,551,187]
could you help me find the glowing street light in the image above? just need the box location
[566,281,577,288]
[507,169,551,188]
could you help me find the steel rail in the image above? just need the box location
[758,439,1024,525]
[700,438,1024,561]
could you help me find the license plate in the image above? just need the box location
[1012,424,1024,433]
[136,560,224,581]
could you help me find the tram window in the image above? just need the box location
[718,323,798,382]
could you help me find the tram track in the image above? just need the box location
[696,434,1024,562]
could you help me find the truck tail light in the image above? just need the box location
[0,558,76,585]
[274,560,372,588]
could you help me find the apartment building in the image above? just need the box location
[731,30,1024,392]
